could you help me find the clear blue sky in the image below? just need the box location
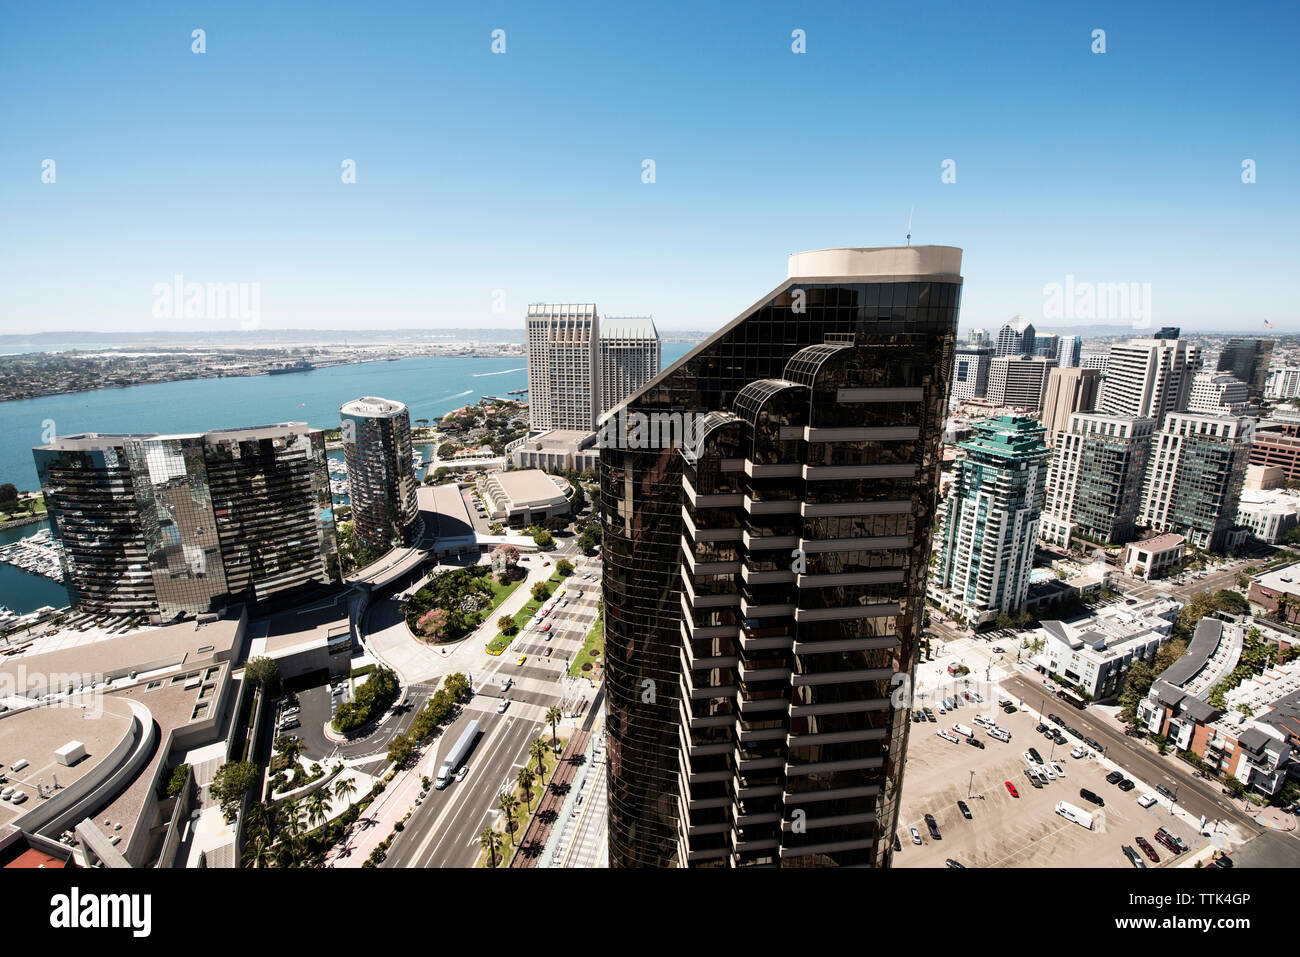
[1,0,1296,333]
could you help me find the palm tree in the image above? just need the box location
[529,737,549,782]
[516,766,535,811]
[243,829,273,868]
[305,790,329,830]
[545,706,563,750]
[479,826,501,868]
[497,791,520,839]
[333,776,357,806]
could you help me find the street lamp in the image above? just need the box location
[968,770,974,798]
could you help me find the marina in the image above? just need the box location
[0,526,64,584]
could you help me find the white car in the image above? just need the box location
[937,729,960,743]
[1137,793,1159,809]
[456,765,469,782]
[1049,762,1065,778]
[1022,751,1037,765]
[497,699,510,714]
[910,826,923,845]
[1040,765,1056,781]
[1070,746,1087,759]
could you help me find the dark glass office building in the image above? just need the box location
[35,423,336,620]
[339,397,419,550]
[601,246,961,867]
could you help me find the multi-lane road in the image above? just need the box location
[380,554,604,867]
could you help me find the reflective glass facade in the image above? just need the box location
[35,423,336,620]
[340,397,419,549]
[602,258,960,867]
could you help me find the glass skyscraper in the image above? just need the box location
[601,246,961,867]
[35,423,336,620]
[340,396,419,550]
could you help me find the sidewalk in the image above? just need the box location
[510,731,590,867]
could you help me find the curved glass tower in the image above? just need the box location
[340,396,419,550]
[601,246,961,867]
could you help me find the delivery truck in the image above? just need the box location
[434,719,480,789]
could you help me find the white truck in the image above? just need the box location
[1054,800,1095,830]
[952,723,974,738]
[434,719,480,790]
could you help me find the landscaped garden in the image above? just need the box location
[404,555,525,644]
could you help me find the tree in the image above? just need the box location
[438,441,460,459]
[304,789,330,830]
[498,791,520,837]
[333,776,358,806]
[529,736,550,781]
[531,582,552,603]
[245,656,279,690]
[534,529,554,549]
[387,733,415,768]
[479,826,501,868]
[555,559,574,577]
[498,615,518,635]
[210,761,259,823]
[995,612,1015,630]
[0,483,17,508]
[545,706,563,750]
[578,529,598,553]
[517,766,536,811]
[1118,661,1157,724]
[275,735,305,763]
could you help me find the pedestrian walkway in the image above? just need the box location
[509,730,590,867]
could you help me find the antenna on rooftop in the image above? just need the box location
[906,206,914,246]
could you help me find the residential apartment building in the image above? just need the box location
[601,245,961,868]
[526,303,601,432]
[1097,337,1194,427]
[1265,367,1300,401]
[1031,596,1181,699]
[1034,333,1060,360]
[986,356,1057,412]
[340,396,419,550]
[1058,335,1083,369]
[933,416,1049,625]
[1139,413,1254,552]
[1039,366,1101,443]
[35,425,335,620]
[1040,413,1153,548]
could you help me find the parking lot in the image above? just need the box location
[895,698,1206,869]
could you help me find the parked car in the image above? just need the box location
[924,814,941,840]
[910,826,922,845]
[1035,723,1048,734]
[1002,703,1017,714]
[1066,726,1083,739]
[1212,855,1234,869]
[1048,713,1065,727]
[893,834,902,852]
[1028,748,1043,764]
[1137,793,1158,809]
[945,858,965,868]
[966,737,985,750]
[1122,845,1146,869]
[1154,829,1182,854]
[1106,770,1125,785]
[1135,836,1159,863]
[1118,779,1136,792]
[1079,788,1105,807]
[1023,769,1043,789]
[957,800,972,820]
[1005,781,1019,797]
[1049,762,1065,778]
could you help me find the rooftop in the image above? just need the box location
[1254,563,1300,597]
[491,470,568,508]
[1128,533,1186,553]
[340,396,408,418]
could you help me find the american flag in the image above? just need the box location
[1264,319,1274,328]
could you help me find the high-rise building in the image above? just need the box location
[1097,337,1194,427]
[1217,338,1275,397]
[995,317,1036,357]
[1081,352,1109,375]
[35,424,335,620]
[1249,422,1300,482]
[1186,372,1250,417]
[1139,413,1254,552]
[987,356,1057,412]
[1040,414,1154,548]
[1265,367,1300,401]
[934,416,1049,624]
[969,328,991,348]
[1034,333,1060,360]
[526,303,601,432]
[599,316,661,416]
[1040,366,1101,443]
[340,397,419,550]
[949,347,991,406]
[601,245,961,868]
[1058,335,1083,369]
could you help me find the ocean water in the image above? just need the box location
[0,343,694,612]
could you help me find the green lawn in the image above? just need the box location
[569,612,603,678]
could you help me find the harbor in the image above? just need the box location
[0,526,63,584]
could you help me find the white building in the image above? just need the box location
[1236,487,1300,544]
[598,316,660,416]
[526,303,601,432]
[1187,371,1250,416]
[949,348,991,406]
[1122,533,1186,580]
[1031,596,1181,699]
[1097,336,1195,427]
[987,355,1056,412]
[1266,367,1300,401]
